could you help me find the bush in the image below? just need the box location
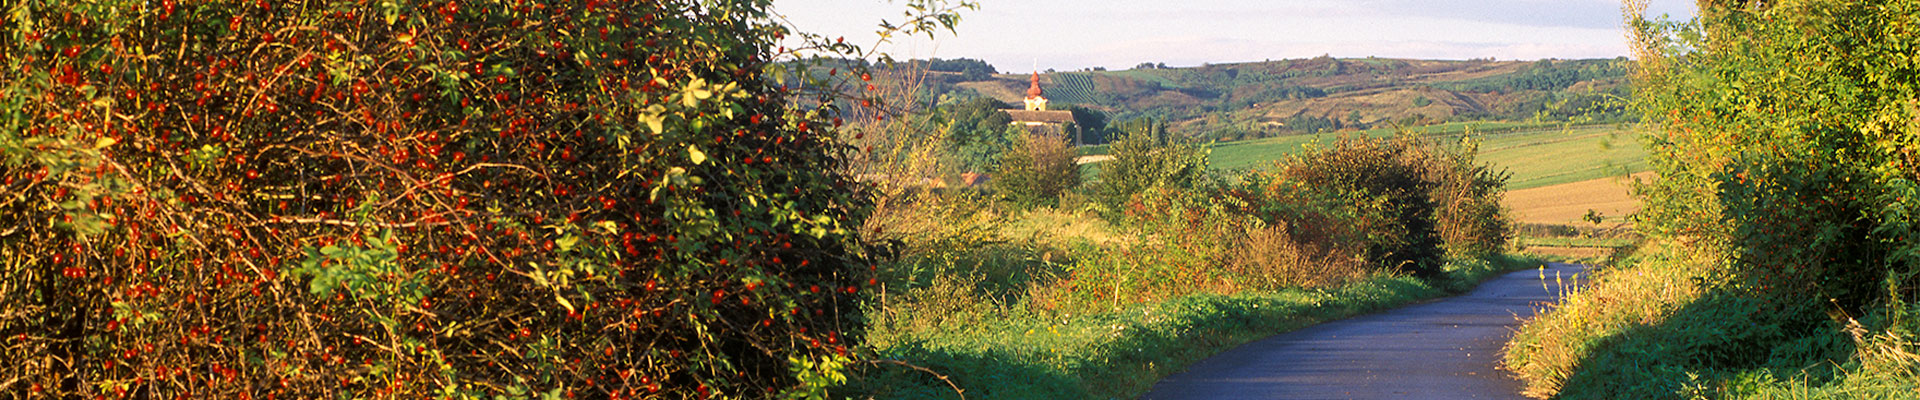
[1427,138,1512,259]
[1270,137,1442,278]
[1096,119,1209,208]
[0,0,892,398]
[1238,135,1511,279]
[991,134,1081,206]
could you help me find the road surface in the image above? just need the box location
[1141,263,1587,400]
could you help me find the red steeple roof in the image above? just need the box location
[1026,72,1044,98]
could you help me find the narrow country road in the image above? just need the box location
[1141,263,1588,400]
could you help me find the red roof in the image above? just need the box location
[1026,72,1044,98]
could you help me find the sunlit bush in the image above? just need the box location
[0,0,890,397]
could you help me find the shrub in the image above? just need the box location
[1253,135,1510,279]
[1096,118,1209,208]
[1273,137,1446,278]
[1427,138,1512,259]
[0,0,903,398]
[991,133,1081,207]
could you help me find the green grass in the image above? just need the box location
[847,253,1541,399]
[1473,125,1647,190]
[1203,122,1647,190]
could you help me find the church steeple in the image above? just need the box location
[1023,72,1049,111]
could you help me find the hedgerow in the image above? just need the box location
[1504,0,1920,397]
[0,0,951,397]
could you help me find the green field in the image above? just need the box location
[1200,122,1646,190]
[1473,125,1647,190]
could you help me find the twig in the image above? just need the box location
[268,216,457,229]
[865,359,965,400]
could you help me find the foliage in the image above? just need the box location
[990,134,1081,207]
[848,225,1537,400]
[1096,118,1210,208]
[905,58,996,81]
[1061,105,1112,145]
[1426,136,1513,258]
[1506,0,1920,398]
[1267,136,1445,278]
[0,0,972,398]
[1434,58,1629,93]
[842,109,1520,398]
[928,97,1016,172]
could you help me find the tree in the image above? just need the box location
[1064,105,1112,145]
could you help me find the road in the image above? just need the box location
[1141,263,1588,400]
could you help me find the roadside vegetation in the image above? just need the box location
[0,0,1654,398]
[1505,1,1920,398]
[838,87,1531,397]
[0,0,975,398]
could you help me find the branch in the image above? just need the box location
[268,216,456,229]
[864,359,965,399]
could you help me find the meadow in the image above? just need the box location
[1206,123,1646,190]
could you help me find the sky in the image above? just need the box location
[775,0,1698,73]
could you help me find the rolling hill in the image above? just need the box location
[915,56,1631,141]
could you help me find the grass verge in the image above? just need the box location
[845,253,1540,399]
[1503,242,1919,399]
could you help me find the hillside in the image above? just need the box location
[915,57,1630,141]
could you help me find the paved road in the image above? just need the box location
[1141,263,1588,400]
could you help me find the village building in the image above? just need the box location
[1002,72,1084,146]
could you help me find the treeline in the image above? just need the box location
[1437,58,1628,93]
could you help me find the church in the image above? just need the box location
[1001,72,1084,146]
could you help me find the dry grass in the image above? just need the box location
[1504,171,1655,227]
[1227,224,1368,289]
[1502,241,1713,398]
[998,207,1129,248]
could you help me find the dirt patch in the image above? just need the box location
[1505,172,1656,226]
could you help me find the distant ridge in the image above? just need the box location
[912,57,1630,140]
